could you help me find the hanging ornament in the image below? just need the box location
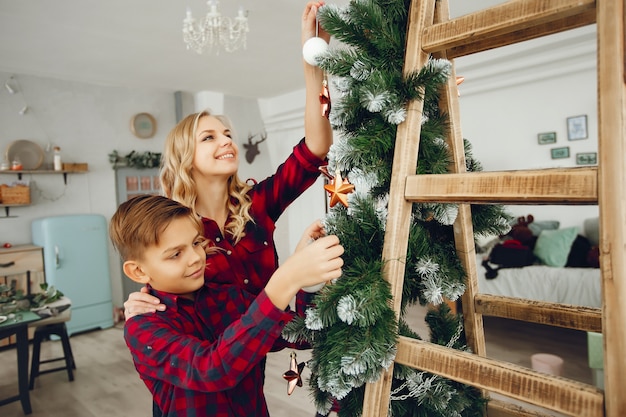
[319,77,331,119]
[302,13,328,67]
[455,75,465,96]
[282,351,305,395]
[303,37,329,66]
[301,281,326,293]
[321,166,355,208]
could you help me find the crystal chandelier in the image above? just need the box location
[183,1,249,54]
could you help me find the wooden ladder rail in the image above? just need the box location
[362,0,625,416]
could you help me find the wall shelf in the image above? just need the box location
[0,170,88,217]
[0,204,28,218]
[0,169,87,185]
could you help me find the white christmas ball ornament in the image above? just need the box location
[301,282,326,293]
[302,37,329,66]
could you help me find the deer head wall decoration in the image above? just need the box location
[243,129,267,164]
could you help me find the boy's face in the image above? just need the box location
[124,217,206,299]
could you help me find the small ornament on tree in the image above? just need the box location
[320,166,355,208]
[320,77,331,119]
[456,75,465,96]
[302,36,329,66]
[302,11,328,66]
[282,351,305,395]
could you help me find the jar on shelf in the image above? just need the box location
[11,157,23,171]
[53,146,62,171]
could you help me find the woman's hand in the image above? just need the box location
[123,286,166,320]
[301,1,334,159]
[293,235,343,288]
[302,1,330,46]
[295,219,326,252]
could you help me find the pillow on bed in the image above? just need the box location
[583,217,599,246]
[533,227,578,267]
[528,220,560,236]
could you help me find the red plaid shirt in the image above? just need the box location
[203,138,325,294]
[125,285,292,416]
[203,138,324,339]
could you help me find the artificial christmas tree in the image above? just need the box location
[283,1,510,416]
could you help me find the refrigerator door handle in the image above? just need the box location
[55,245,60,269]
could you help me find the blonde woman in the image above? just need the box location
[124,0,332,318]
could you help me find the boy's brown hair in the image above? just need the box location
[109,194,200,262]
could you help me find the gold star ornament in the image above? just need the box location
[282,351,305,395]
[324,169,355,208]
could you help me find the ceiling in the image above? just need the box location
[0,0,505,99]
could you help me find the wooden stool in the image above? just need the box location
[29,321,76,389]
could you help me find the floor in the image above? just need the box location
[0,304,596,417]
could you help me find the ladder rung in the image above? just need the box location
[422,0,596,59]
[474,293,602,332]
[487,398,563,417]
[405,167,597,204]
[395,336,604,417]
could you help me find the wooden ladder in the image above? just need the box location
[362,0,625,416]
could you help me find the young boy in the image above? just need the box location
[109,194,343,417]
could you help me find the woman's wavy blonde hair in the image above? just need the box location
[160,110,253,244]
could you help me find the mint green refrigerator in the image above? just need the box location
[31,214,114,336]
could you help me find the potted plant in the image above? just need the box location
[0,283,64,315]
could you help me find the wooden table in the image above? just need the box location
[0,311,42,414]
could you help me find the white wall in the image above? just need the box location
[454,25,599,229]
[258,89,327,262]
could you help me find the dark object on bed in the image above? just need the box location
[483,239,535,279]
[490,240,535,267]
[586,245,600,268]
[506,215,538,248]
[566,235,593,267]
[482,215,538,279]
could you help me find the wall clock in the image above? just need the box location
[130,113,157,139]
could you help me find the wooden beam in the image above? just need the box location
[404,168,598,204]
[394,336,605,417]
[422,0,596,58]
[444,8,596,59]
[487,398,563,417]
[361,0,435,415]
[596,0,626,415]
[474,294,602,332]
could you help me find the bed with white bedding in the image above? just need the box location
[475,216,602,309]
[475,254,602,308]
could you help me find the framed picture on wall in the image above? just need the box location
[576,152,597,165]
[537,132,557,145]
[551,146,570,159]
[567,115,588,140]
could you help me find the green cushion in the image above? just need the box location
[533,227,578,267]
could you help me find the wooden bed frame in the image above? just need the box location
[361,1,624,416]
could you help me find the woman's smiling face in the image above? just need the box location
[192,115,240,179]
